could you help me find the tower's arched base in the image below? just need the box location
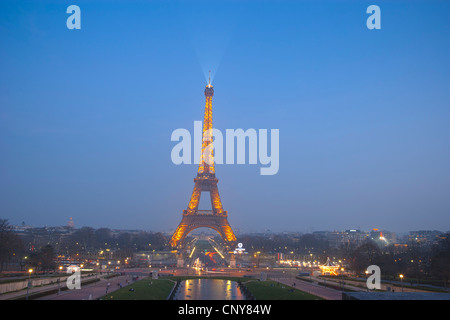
[170,212,236,248]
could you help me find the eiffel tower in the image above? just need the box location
[169,73,237,248]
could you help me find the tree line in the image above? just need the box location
[0,219,168,272]
[234,231,450,285]
[1,218,449,285]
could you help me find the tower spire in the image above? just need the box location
[201,70,214,174]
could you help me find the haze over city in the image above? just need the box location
[1,0,449,234]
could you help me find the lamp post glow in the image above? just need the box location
[58,266,63,295]
[400,274,404,292]
[26,268,33,300]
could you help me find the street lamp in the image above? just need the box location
[58,266,63,295]
[26,268,33,300]
[96,262,100,279]
[399,274,404,292]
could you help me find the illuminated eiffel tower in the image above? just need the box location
[170,72,237,248]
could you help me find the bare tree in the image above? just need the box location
[431,233,450,287]
[0,219,24,271]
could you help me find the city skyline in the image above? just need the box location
[1,1,449,235]
[6,216,449,238]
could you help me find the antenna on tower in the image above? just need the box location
[208,70,211,87]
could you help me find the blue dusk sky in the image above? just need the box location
[0,0,449,234]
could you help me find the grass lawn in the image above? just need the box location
[101,278,175,300]
[245,280,324,300]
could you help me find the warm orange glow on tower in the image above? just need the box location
[198,70,215,175]
[170,75,237,248]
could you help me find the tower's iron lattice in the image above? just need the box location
[170,74,237,248]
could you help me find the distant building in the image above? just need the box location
[393,243,408,254]
[408,230,443,246]
[313,229,369,248]
[342,229,369,247]
[370,229,397,246]
[12,223,32,236]
[67,217,75,229]
[11,223,75,252]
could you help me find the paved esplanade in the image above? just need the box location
[273,277,342,300]
[37,274,135,300]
